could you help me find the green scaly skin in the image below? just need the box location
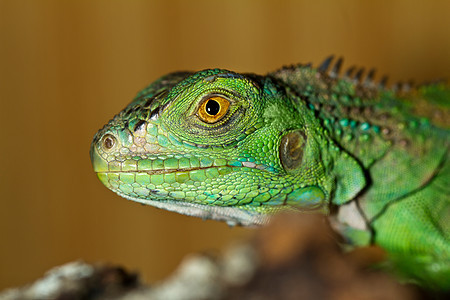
[91,57,450,289]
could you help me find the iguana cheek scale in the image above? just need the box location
[91,58,450,289]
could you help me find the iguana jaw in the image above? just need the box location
[91,142,277,226]
[116,189,271,226]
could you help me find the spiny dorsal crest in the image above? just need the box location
[317,55,417,93]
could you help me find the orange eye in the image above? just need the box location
[197,96,230,124]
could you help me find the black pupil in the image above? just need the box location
[205,100,220,116]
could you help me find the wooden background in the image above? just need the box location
[1,0,450,290]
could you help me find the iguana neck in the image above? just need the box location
[269,65,399,168]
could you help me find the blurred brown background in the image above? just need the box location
[1,0,450,290]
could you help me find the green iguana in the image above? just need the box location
[90,56,450,289]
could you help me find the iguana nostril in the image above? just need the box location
[102,134,116,150]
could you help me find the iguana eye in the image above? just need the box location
[197,96,230,124]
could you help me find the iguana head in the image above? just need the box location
[90,68,360,225]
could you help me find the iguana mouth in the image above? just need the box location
[96,166,228,175]
[92,144,271,176]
